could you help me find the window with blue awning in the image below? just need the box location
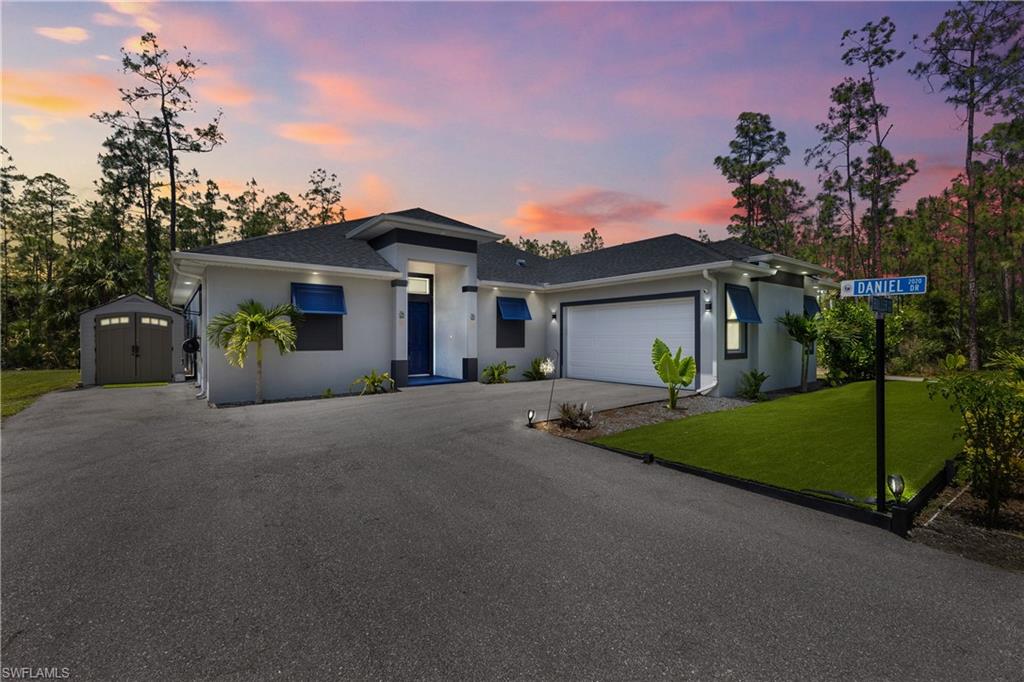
[291,283,347,315]
[497,296,532,321]
[804,295,821,317]
[725,285,761,324]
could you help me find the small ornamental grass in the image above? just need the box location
[351,369,396,395]
[482,361,515,384]
[558,401,594,430]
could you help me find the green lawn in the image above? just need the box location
[596,381,962,504]
[1,369,80,417]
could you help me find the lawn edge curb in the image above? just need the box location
[574,439,960,537]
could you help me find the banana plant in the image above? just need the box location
[651,338,696,409]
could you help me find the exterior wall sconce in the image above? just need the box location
[399,311,405,319]
[705,302,713,313]
[551,312,557,320]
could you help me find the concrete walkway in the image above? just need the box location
[2,380,1021,679]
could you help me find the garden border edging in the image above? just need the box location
[554,430,959,537]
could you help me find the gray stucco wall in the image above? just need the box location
[203,266,393,404]
[79,295,185,385]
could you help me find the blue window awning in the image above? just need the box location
[292,283,347,315]
[804,295,821,317]
[497,296,532,321]
[726,285,761,324]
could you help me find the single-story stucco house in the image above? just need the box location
[168,208,832,404]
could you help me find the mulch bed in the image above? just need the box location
[535,395,750,441]
[912,485,1024,572]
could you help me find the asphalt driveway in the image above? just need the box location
[2,380,1022,680]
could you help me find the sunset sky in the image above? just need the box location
[2,1,984,245]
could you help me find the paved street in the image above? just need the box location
[2,381,1021,680]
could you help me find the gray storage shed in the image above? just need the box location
[79,294,185,385]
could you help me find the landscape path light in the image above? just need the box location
[887,473,905,506]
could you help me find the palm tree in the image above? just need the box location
[777,311,818,392]
[207,299,300,404]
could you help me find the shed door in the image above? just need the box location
[95,312,173,384]
[136,314,172,382]
[95,314,136,384]
[564,297,697,387]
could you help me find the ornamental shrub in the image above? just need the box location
[816,298,906,384]
[930,363,1024,524]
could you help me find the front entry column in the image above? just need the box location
[390,279,409,387]
[461,284,478,381]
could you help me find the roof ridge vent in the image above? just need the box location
[515,258,527,267]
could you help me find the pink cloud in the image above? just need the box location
[2,69,119,115]
[92,12,128,27]
[276,122,352,147]
[195,66,257,108]
[296,73,425,127]
[674,196,736,225]
[506,188,667,238]
[35,26,90,44]
[346,173,396,218]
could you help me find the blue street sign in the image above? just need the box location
[839,275,928,298]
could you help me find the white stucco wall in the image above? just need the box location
[433,263,469,378]
[755,282,805,391]
[203,266,392,404]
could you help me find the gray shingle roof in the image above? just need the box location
[385,207,493,234]
[185,207,771,285]
[184,208,498,270]
[543,234,731,284]
[478,234,743,285]
[187,219,398,272]
[707,238,768,259]
[477,241,552,285]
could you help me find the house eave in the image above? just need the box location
[748,253,834,276]
[479,260,772,293]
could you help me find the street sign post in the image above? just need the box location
[838,276,927,513]
[840,275,927,298]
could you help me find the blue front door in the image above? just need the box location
[408,299,432,375]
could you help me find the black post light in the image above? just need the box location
[527,409,535,427]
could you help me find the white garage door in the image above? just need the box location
[565,297,697,387]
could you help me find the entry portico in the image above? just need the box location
[343,210,500,386]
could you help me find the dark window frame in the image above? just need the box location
[724,284,749,360]
[291,282,346,351]
[496,296,529,349]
